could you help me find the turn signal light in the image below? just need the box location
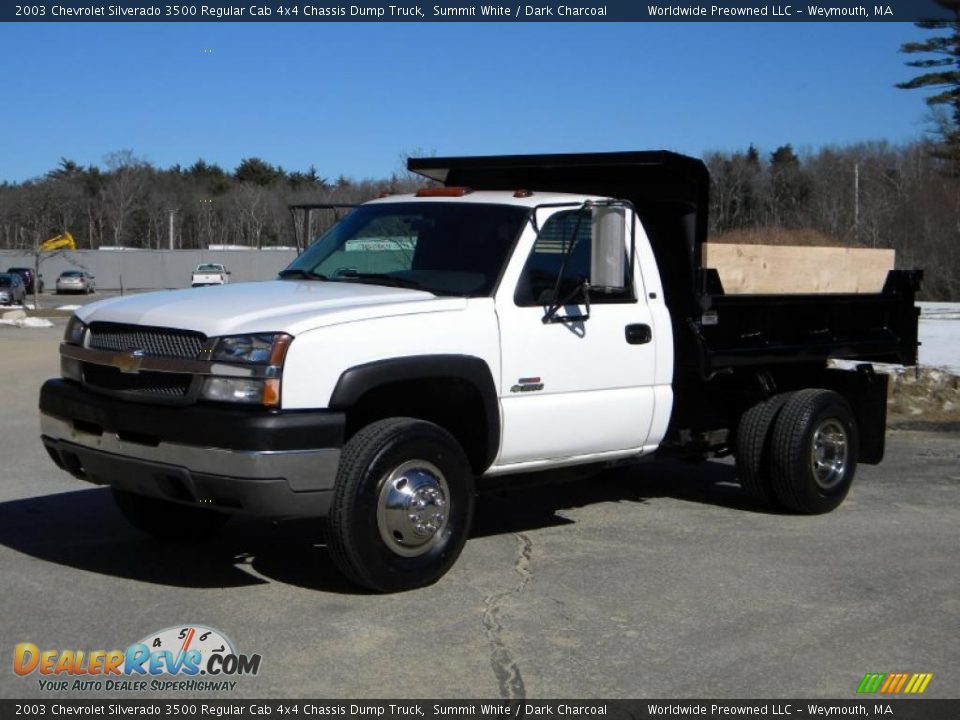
[262,379,281,407]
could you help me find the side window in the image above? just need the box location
[515,208,633,306]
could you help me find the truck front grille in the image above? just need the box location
[88,323,206,359]
[82,363,192,398]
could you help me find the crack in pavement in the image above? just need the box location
[482,532,533,700]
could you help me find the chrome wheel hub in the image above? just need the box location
[376,460,449,557]
[811,419,848,491]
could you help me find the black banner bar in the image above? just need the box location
[1,0,958,22]
[2,700,959,720]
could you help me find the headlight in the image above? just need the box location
[64,315,87,345]
[201,333,291,406]
[211,333,292,364]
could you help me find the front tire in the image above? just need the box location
[111,489,230,540]
[327,418,474,592]
[769,389,859,514]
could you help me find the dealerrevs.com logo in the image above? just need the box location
[13,625,261,692]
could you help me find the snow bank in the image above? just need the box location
[0,317,54,329]
[917,303,960,374]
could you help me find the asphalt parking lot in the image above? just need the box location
[1,325,958,700]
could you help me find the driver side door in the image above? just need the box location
[494,205,660,468]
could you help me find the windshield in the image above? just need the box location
[0,276,11,287]
[282,202,528,297]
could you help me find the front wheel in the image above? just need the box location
[327,418,474,592]
[111,489,230,540]
[769,389,859,514]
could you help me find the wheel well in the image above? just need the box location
[671,364,888,464]
[343,378,493,474]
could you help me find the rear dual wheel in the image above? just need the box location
[736,389,859,514]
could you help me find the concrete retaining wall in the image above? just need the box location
[0,249,298,291]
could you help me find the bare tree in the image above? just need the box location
[102,150,148,246]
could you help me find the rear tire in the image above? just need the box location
[111,489,230,540]
[735,394,790,507]
[327,418,474,592]
[769,389,859,514]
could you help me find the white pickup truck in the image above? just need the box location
[40,152,921,591]
[191,263,230,287]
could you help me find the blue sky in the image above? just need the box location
[0,22,935,182]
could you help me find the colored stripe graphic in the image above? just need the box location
[892,674,909,693]
[858,672,933,694]
[907,674,933,694]
[857,674,886,693]
[879,674,898,693]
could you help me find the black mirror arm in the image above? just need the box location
[542,278,591,324]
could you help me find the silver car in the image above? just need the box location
[0,273,27,305]
[56,270,96,295]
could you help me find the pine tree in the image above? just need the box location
[896,1,960,171]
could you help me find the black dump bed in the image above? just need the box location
[408,151,922,382]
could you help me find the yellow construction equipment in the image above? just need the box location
[38,232,76,252]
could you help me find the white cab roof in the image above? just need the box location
[365,190,611,209]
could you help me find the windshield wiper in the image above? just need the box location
[332,272,423,289]
[278,268,327,280]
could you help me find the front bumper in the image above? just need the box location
[40,379,344,517]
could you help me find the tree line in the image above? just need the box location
[705,140,958,300]
[0,142,957,299]
[0,150,424,254]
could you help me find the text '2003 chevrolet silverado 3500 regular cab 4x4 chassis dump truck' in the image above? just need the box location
[39,152,921,591]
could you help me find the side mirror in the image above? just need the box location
[590,206,626,292]
[227,271,232,275]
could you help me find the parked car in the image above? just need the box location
[6,267,43,294]
[191,263,230,287]
[56,270,95,295]
[0,273,27,305]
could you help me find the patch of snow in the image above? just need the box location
[919,315,960,374]
[57,305,82,311]
[0,317,54,329]
[918,301,960,322]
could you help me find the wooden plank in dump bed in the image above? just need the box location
[702,243,896,294]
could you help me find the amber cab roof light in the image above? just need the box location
[415,187,473,198]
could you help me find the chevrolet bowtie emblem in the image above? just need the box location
[112,349,145,374]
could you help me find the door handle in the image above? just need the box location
[625,324,652,345]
